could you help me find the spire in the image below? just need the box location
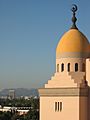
[71,4,78,29]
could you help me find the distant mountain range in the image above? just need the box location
[0,88,38,97]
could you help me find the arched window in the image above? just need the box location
[57,64,59,72]
[75,63,78,72]
[82,63,85,72]
[61,63,64,72]
[67,63,70,72]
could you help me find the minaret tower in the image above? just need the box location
[39,5,90,120]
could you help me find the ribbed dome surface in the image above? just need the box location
[56,29,89,58]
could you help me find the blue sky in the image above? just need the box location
[0,0,90,89]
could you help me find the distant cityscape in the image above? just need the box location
[0,88,38,99]
[0,88,39,119]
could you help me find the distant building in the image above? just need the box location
[0,106,30,115]
[9,90,15,99]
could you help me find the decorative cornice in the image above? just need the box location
[38,87,88,97]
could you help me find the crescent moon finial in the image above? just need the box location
[70,4,78,29]
[71,4,78,13]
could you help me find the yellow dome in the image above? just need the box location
[56,29,89,58]
[86,44,90,52]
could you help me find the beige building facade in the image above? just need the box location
[38,5,90,120]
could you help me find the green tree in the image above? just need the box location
[0,111,12,120]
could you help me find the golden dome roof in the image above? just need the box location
[56,29,89,58]
[86,44,90,52]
